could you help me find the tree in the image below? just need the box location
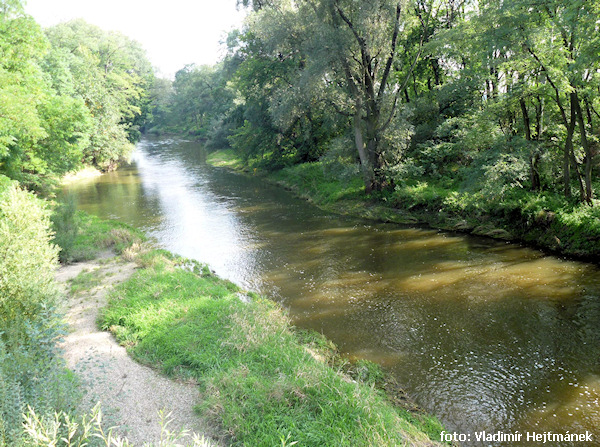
[44,20,154,170]
[0,0,49,181]
[486,0,599,202]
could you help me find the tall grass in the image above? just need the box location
[51,200,145,263]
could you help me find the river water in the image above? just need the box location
[65,137,600,445]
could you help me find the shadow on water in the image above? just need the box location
[65,137,600,446]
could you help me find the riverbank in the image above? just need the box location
[100,249,445,446]
[57,253,217,445]
[50,208,447,446]
[207,150,600,262]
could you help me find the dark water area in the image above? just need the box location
[65,137,600,445]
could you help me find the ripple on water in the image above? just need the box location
[65,137,600,447]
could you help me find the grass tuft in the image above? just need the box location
[62,211,146,262]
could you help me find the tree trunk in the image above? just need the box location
[431,58,441,86]
[530,150,541,191]
[535,95,543,140]
[412,72,418,97]
[353,100,373,193]
[584,97,595,134]
[570,148,585,203]
[572,92,593,204]
[520,98,531,141]
[365,109,384,191]
[563,94,576,198]
[566,93,585,202]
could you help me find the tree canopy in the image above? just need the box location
[0,1,154,191]
[152,0,599,205]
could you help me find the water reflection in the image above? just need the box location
[65,137,600,446]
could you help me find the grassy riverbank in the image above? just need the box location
[49,203,447,445]
[2,169,446,445]
[99,247,445,446]
[207,150,600,261]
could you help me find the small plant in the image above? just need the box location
[69,269,103,295]
[23,404,217,447]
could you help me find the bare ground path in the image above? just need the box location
[56,254,219,446]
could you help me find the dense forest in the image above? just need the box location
[149,0,600,256]
[0,0,154,192]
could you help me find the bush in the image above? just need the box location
[0,177,59,324]
[0,176,78,446]
[51,194,79,263]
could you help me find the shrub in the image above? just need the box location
[0,176,77,446]
[51,194,79,263]
[0,177,59,325]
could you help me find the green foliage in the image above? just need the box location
[271,162,364,204]
[205,149,245,170]
[44,20,153,171]
[66,211,145,262]
[0,175,78,446]
[22,404,217,447]
[159,0,599,215]
[0,177,59,321]
[37,95,92,175]
[0,2,50,185]
[100,252,444,446]
[51,194,79,262]
[0,1,153,188]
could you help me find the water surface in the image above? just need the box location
[66,137,600,445]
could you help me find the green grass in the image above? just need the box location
[206,149,247,170]
[66,211,145,262]
[69,268,104,295]
[270,162,365,205]
[263,160,600,259]
[390,181,600,257]
[100,250,445,446]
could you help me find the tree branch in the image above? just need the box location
[524,44,568,126]
[377,3,402,102]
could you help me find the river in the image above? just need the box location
[65,137,600,446]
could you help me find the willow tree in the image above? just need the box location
[323,0,430,191]
[245,0,430,191]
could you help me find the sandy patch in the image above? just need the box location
[57,255,219,445]
[60,167,103,185]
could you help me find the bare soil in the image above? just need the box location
[56,253,220,445]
